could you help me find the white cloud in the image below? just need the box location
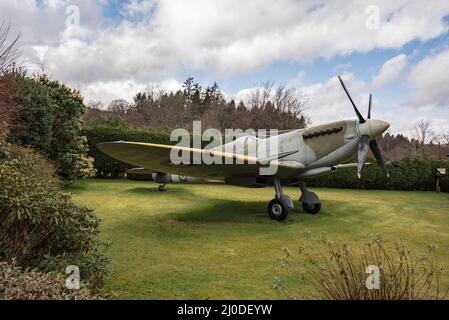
[0,0,103,45]
[123,0,156,18]
[146,0,449,75]
[300,73,371,125]
[1,0,449,128]
[291,68,449,136]
[2,0,449,99]
[80,78,183,106]
[287,71,306,88]
[371,54,407,89]
[407,47,449,108]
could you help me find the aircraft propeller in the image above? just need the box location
[337,75,389,179]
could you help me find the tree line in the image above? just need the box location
[84,80,449,161]
[84,78,309,131]
[376,120,449,160]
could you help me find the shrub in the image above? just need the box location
[0,73,18,140]
[82,125,172,178]
[7,73,95,180]
[40,76,95,180]
[57,135,96,181]
[276,235,447,300]
[307,157,449,192]
[0,141,59,186]
[0,261,100,300]
[0,149,109,290]
[8,72,56,154]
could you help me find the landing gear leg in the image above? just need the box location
[267,177,294,221]
[299,181,321,214]
[158,184,167,192]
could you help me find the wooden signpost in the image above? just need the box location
[435,168,446,193]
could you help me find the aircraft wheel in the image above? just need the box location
[158,184,166,192]
[302,202,321,214]
[268,199,288,221]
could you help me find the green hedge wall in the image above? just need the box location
[83,126,449,191]
[82,127,173,178]
[307,157,449,192]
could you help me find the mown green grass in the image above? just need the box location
[67,179,449,299]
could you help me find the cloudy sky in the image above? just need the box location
[1,0,449,136]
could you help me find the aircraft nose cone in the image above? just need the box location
[370,119,390,137]
[358,119,390,138]
[378,120,390,133]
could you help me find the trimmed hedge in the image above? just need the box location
[307,157,449,192]
[83,126,449,192]
[82,126,172,178]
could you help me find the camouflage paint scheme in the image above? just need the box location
[97,118,389,187]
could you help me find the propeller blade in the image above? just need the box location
[368,94,372,119]
[338,75,366,123]
[369,139,389,177]
[358,135,370,179]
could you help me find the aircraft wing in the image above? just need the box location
[295,162,370,179]
[97,141,304,179]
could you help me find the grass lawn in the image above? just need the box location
[67,179,449,299]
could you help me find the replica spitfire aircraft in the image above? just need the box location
[97,76,390,221]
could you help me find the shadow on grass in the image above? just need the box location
[111,197,346,227]
[125,186,193,194]
[64,183,88,193]
[102,196,378,248]
[124,186,197,199]
[176,200,269,222]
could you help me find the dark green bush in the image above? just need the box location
[307,157,449,192]
[7,73,95,180]
[0,145,109,290]
[82,125,172,178]
[0,141,59,186]
[0,261,100,300]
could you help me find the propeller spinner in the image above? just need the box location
[337,75,390,178]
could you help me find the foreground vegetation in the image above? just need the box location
[0,261,99,300]
[67,179,449,299]
[0,143,108,299]
[277,235,446,299]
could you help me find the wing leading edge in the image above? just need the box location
[96,141,304,179]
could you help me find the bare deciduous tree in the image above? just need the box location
[441,132,449,147]
[0,22,20,140]
[108,99,132,117]
[0,23,21,73]
[243,82,308,129]
[411,120,434,156]
[435,131,449,158]
[247,81,273,110]
[273,85,308,119]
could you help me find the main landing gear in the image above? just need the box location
[299,181,321,214]
[267,179,322,221]
[267,177,294,221]
[158,184,167,192]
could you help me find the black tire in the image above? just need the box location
[158,185,166,192]
[268,199,288,221]
[302,202,321,214]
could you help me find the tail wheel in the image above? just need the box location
[268,199,288,221]
[302,202,321,214]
